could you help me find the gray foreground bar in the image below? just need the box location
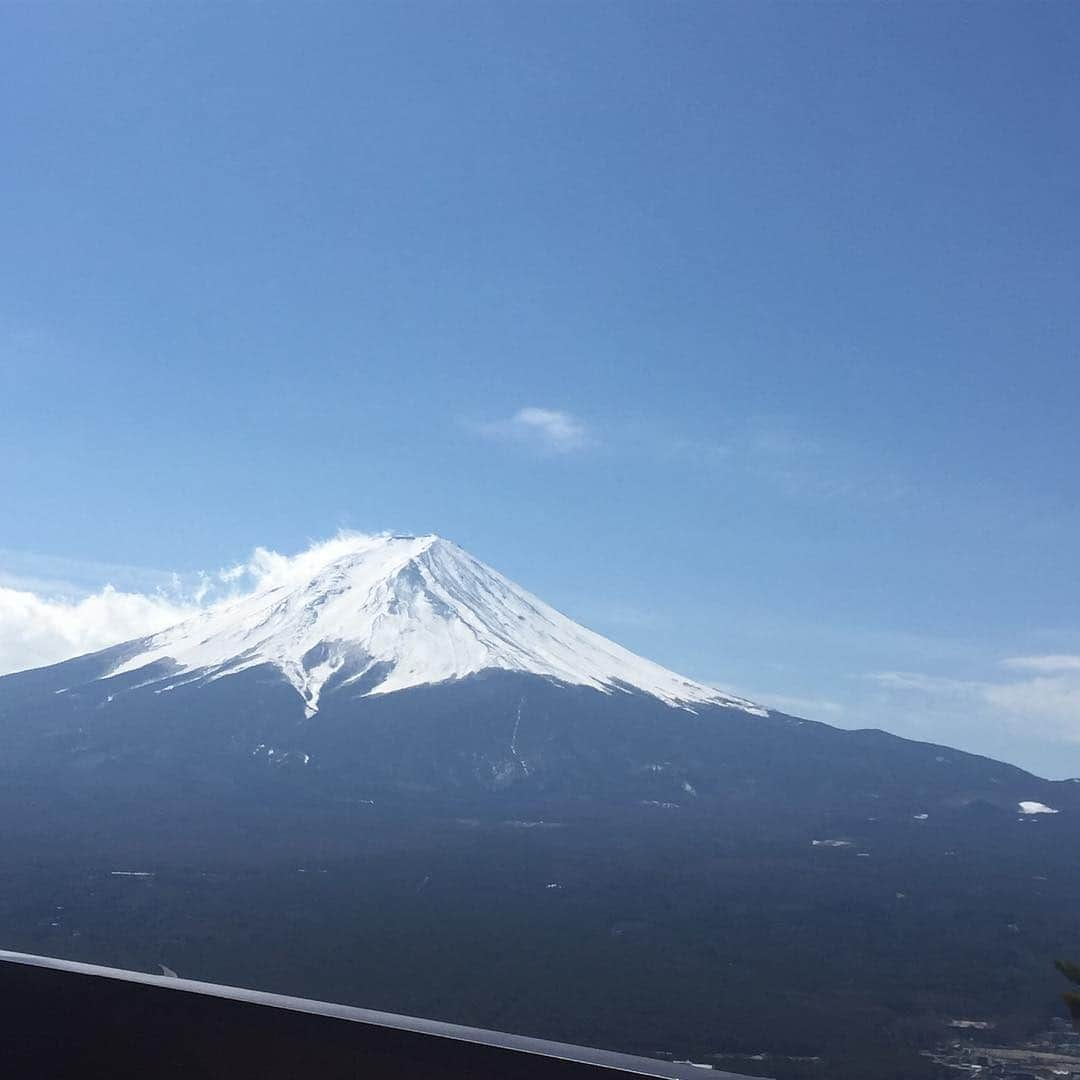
[0,948,765,1079]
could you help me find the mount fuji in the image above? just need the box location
[3,534,1080,1079]
[100,533,762,717]
[0,532,1072,817]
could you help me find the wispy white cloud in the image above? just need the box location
[0,584,195,676]
[1002,654,1080,673]
[710,683,849,718]
[755,692,848,719]
[865,663,1080,745]
[473,407,591,454]
[865,671,983,696]
[983,676,1080,742]
[216,532,397,592]
[0,531,398,677]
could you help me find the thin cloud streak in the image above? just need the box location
[1002,654,1080,673]
[748,690,848,719]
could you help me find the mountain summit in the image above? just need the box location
[103,534,762,717]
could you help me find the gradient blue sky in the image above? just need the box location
[3,2,1080,776]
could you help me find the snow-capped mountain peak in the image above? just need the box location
[106,534,764,716]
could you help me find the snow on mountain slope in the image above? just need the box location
[104,534,764,717]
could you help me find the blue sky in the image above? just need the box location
[3,2,1080,776]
